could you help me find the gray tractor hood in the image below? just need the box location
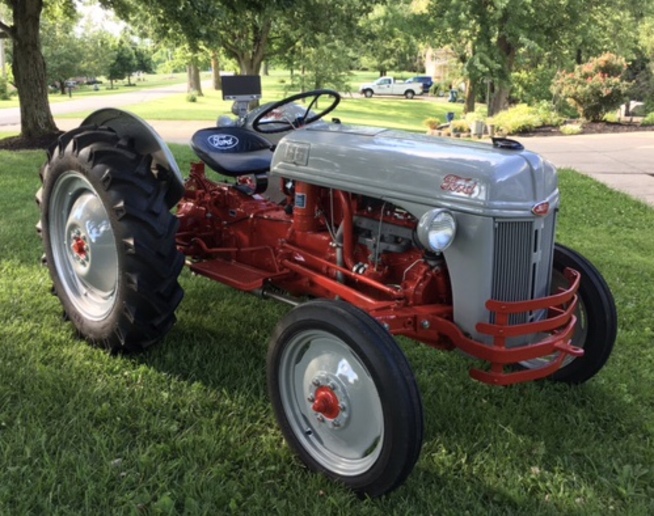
[270,125,559,218]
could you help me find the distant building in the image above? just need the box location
[424,48,457,83]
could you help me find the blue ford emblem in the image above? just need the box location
[208,134,239,150]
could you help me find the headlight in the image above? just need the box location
[417,209,456,253]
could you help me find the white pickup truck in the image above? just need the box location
[359,76,422,99]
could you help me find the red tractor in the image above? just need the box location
[37,85,616,497]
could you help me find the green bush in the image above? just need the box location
[0,77,10,101]
[559,123,583,135]
[186,91,198,103]
[641,112,654,126]
[491,104,542,135]
[423,117,442,130]
[512,66,558,105]
[551,53,631,121]
[450,119,469,133]
[534,101,565,127]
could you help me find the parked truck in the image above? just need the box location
[359,76,422,99]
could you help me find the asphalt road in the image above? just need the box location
[0,81,193,127]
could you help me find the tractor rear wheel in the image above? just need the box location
[36,127,184,352]
[267,299,423,497]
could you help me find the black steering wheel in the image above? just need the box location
[251,89,341,134]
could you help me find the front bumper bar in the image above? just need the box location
[373,268,582,386]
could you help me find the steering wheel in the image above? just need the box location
[251,89,341,134]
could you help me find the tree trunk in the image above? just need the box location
[211,52,222,90]
[7,0,58,139]
[488,32,516,116]
[186,62,203,96]
[464,79,475,114]
[489,84,511,116]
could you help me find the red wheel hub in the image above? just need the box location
[312,386,341,419]
[71,236,87,260]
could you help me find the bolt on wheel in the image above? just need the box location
[267,299,423,498]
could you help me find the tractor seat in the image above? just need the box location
[191,127,273,177]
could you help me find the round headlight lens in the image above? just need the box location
[417,209,456,253]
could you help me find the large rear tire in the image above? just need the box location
[267,299,423,497]
[521,244,617,383]
[36,127,184,352]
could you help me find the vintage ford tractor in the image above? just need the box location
[37,83,617,497]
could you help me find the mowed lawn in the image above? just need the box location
[0,145,653,514]
[52,70,461,132]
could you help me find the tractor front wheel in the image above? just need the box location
[267,299,423,497]
[37,127,184,352]
[520,243,617,383]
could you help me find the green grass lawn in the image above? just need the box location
[1,148,653,514]
[0,72,189,109]
[51,70,461,132]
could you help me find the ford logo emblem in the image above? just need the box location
[208,134,239,150]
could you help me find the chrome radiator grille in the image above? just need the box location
[490,215,557,324]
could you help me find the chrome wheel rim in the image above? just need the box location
[49,171,119,321]
[278,329,384,476]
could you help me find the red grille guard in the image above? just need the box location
[374,268,582,386]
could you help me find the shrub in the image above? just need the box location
[0,77,10,101]
[641,112,654,126]
[423,117,441,130]
[551,53,631,121]
[491,104,542,135]
[450,119,469,133]
[186,91,198,103]
[559,123,583,135]
[534,101,565,127]
[603,112,619,123]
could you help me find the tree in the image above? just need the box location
[41,16,81,94]
[107,38,136,87]
[0,0,67,142]
[358,2,421,76]
[425,0,644,116]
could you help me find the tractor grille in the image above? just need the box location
[490,215,556,324]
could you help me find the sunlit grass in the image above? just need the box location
[0,73,189,109]
[54,70,463,132]
[1,147,653,514]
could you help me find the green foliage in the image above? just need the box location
[0,77,11,100]
[491,104,543,134]
[534,101,565,127]
[559,123,583,135]
[186,91,197,102]
[423,117,442,129]
[450,119,469,133]
[641,112,654,126]
[357,2,422,75]
[285,36,353,93]
[511,65,557,105]
[552,53,631,121]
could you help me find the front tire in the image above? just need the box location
[521,244,617,383]
[363,89,373,98]
[267,300,423,497]
[37,127,185,352]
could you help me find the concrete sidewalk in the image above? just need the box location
[9,116,654,207]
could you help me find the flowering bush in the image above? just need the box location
[551,53,631,121]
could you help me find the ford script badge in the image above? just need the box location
[208,134,239,150]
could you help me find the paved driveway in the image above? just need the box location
[522,132,654,207]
